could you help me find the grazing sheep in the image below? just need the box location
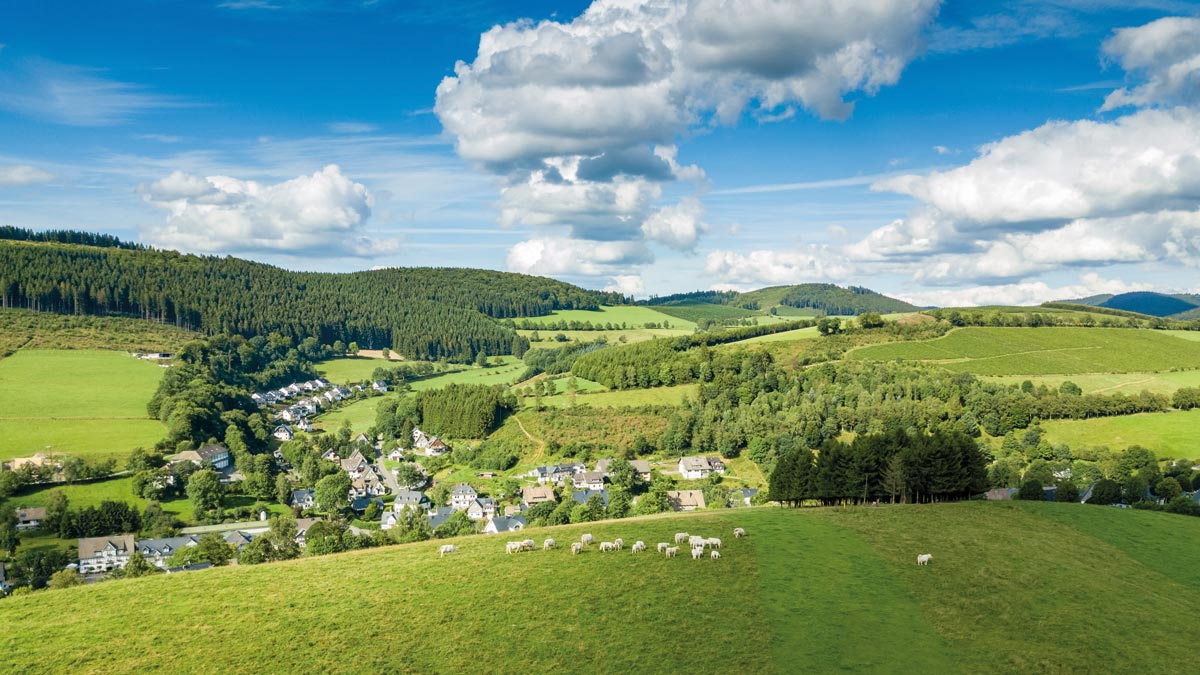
[614,538,624,551]
[917,553,932,566]
[571,542,583,555]
[631,541,646,553]
[665,546,679,558]
[581,534,594,546]
[706,537,722,549]
[657,542,669,554]
[439,544,458,558]
[600,541,616,552]
[506,541,523,554]
[543,538,556,551]
[711,550,721,560]
[733,527,746,538]
[675,532,689,544]
[691,547,704,560]
[689,535,704,548]
[521,539,536,551]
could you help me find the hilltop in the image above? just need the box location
[644,283,917,319]
[2,503,1198,675]
[1059,291,1200,318]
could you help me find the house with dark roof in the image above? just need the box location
[466,497,496,521]
[450,483,478,510]
[392,489,431,512]
[224,530,255,550]
[483,514,526,534]
[273,425,294,441]
[571,489,609,507]
[678,456,725,480]
[136,536,201,568]
[572,471,606,491]
[351,496,386,514]
[291,489,316,510]
[426,506,456,530]
[294,518,322,548]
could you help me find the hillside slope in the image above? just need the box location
[645,284,916,317]
[0,239,621,361]
[1061,291,1200,318]
[3,503,1198,674]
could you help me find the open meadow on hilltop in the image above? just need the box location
[514,305,696,331]
[0,350,166,462]
[1039,410,1200,459]
[3,503,1198,675]
[849,327,1200,375]
[984,369,1200,396]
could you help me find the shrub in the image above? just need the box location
[1017,479,1044,501]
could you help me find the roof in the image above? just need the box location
[224,531,254,547]
[295,518,321,536]
[427,506,456,529]
[15,507,46,521]
[630,460,652,474]
[487,515,527,533]
[521,485,557,503]
[291,488,315,504]
[666,490,706,510]
[196,444,230,460]
[78,534,136,560]
[351,496,386,512]
[136,536,200,557]
[572,489,610,506]
[393,489,430,507]
[451,482,477,496]
[679,456,723,473]
[576,471,606,483]
[595,458,613,474]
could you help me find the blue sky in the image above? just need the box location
[1,0,1199,305]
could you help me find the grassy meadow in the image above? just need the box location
[519,305,696,331]
[984,369,1200,396]
[1040,410,1200,458]
[648,301,764,323]
[849,327,1200,375]
[0,350,166,462]
[315,355,395,383]
[3,503,1198,674]
[0,308,197,358]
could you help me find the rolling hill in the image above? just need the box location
[2,503,1198,674]
[645,283,917,317]
[1059,291,1200,318]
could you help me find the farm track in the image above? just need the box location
[512,414,546,462]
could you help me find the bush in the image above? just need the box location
[1017,479,1044,501]
[1165,496,1200,517]
[1089,478,1122,505]
[1054,480,1080,503]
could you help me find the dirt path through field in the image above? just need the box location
[1093,377,1157,394]
[513,414,546,462]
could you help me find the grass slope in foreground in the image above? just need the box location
[4,503,1200,674]
[850,326,1200,375]
[0,349,166,462]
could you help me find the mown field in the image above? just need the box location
[521,327,690,345]
[518,305,696,330]
[315,355,394,383]
[538,384,698,408]
[648,301,763,323]
[984,370,1200,396]
[3,503,1198,674]
[1040,410,1200,458]
[849,327,1200,375]
[0,308,197,358]
[0,350,166,462]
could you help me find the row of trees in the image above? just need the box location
[769,430,989,506]
[375,383,516,441]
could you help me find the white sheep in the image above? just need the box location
[689,535,704,548]
[706,537,722,549]
[581,533,594,546]
[657,542,669,554]
[543,538,556,551]
[675,532,689,544]
[439,544,458,558]
[600,541,616,552]
[691,547,704,560]
[506,541,523,554]
[917,553,932,566]
[665,546,679,558]
[571,542,583,555]
[521,539,536,551]
[631,541,646,553]
[614,537,624,550]
[733,527,746,538]
[711,550,721,560]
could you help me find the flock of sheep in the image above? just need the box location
[438,526,748,560]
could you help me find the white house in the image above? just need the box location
[372,381,388,393]
[273,425,294,441]
[483,515,526,534]
[466,498,496,521]
[450,483,478,510]
[291,489,316,510]
[295,418,313,433]
[136,536,200,569]
[678,456,725,480]
[78,535,135,574]
[572,471,606,491]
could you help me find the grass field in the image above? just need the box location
[984,369,1200,396]
[519,305,697,331]
[0,308,197,357]
[1040,410,1200,458]
[315,356,396,383]
[648,302,763,323]
[849,327,1200,375]
[725,325,821,345]
[538,384,698,408]
[3,502,1198,674]
[1164,329,1200,342]
[0,350,166,462]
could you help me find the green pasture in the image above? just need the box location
[983,369,1200,396]
[849,327,1200,375]
[1039,410,1200,459]
[518,305,696,331]
[3,503,1199,674]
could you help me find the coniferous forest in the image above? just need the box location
[0,239,622,361]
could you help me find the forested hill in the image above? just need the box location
[1059,291,1200,318]
[0,239,622,361]
[646,283,917,316]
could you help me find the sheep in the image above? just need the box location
[581,533,594,546]
[631,541,646,553]
[688,535,705,548]
[600,541,616,552]
[674,532,689,544]
[613,537,624,551]
[521,539,536,551]
[711,550,721,560]
[657,542,669,554]
[733,527,746,538]
[917,553,932,566]
[543,538,556,551]
[571,542,583,555]
[665,546,679,558]
[691,547,704,560]
[439,544,458,558]
[706,537,722,549]
[506,541,523,554]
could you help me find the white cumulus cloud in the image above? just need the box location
[140,164,392,257]
[1101,17,1200,112]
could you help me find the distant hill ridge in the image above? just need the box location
[1059,291,1200,318]
[645,283,917,316]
